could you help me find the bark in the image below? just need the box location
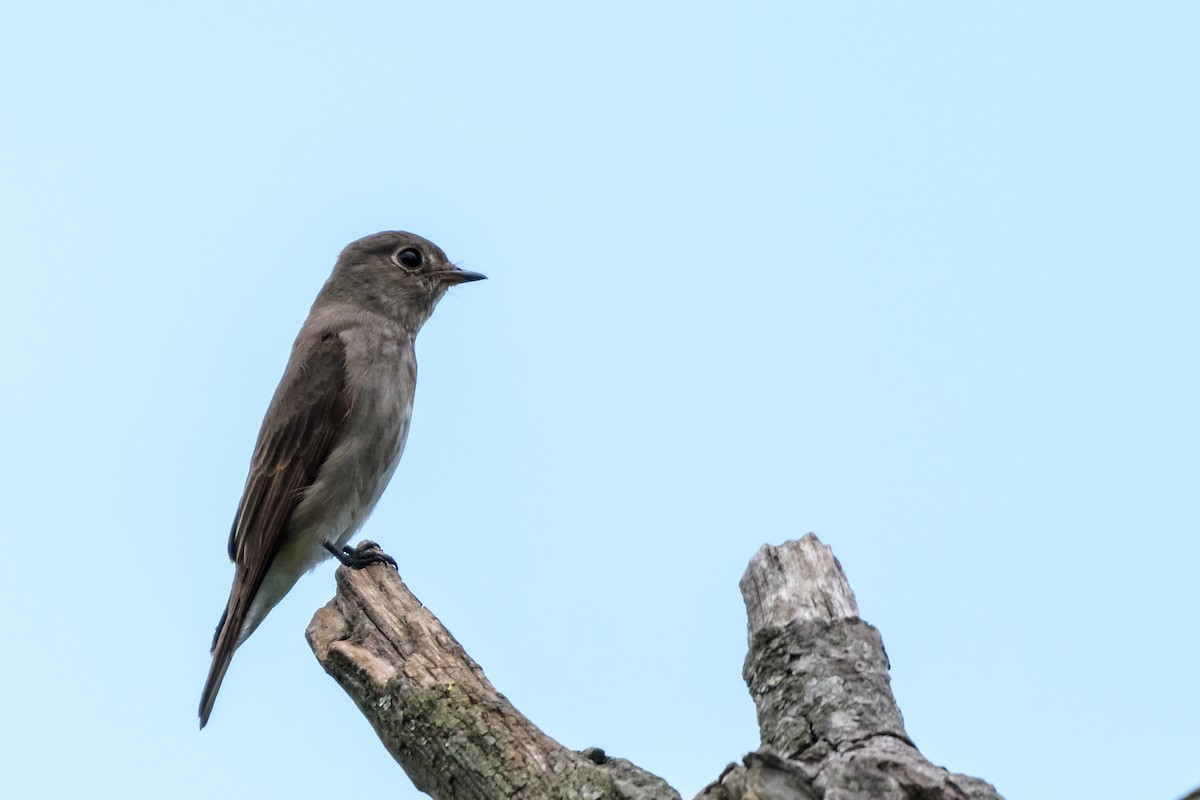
[306,536,1001,800]
[698,536,1001,800]
[304,541,678,800]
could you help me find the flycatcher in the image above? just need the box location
[199,231,485,728]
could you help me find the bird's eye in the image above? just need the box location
[393,247,423,270]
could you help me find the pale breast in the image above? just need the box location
[284,319,418,569]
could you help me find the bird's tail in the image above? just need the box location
[199,580,251,728]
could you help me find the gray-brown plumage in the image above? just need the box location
[199,231,484,728]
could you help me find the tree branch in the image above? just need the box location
[305,542,679,800]
[699,535,1001,800]
[307,536,1001,800]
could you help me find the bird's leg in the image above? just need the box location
[323,539,399,570]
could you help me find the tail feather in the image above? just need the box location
[199,581,250,728]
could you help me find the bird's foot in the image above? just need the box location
[323,539,399,570]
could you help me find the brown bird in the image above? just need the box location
[199,231,484,728]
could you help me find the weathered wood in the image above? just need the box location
[305,542,679,800]
[698,535,1002,800]
[307,536,1001,800]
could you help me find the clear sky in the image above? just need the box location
[2,3,1197,799]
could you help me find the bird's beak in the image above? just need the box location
[442,267,487,285]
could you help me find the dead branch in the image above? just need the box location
[306,536,1001,800]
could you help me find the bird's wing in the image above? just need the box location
[228,330,353,569]
[200,330,353,727]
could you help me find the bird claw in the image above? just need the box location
[323,539,399,570]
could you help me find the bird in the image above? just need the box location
[199,230,485,728]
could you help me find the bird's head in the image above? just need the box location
[319,231,486,330]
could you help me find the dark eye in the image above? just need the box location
[393,247,423,270]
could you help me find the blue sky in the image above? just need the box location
[2,3,1197,798]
